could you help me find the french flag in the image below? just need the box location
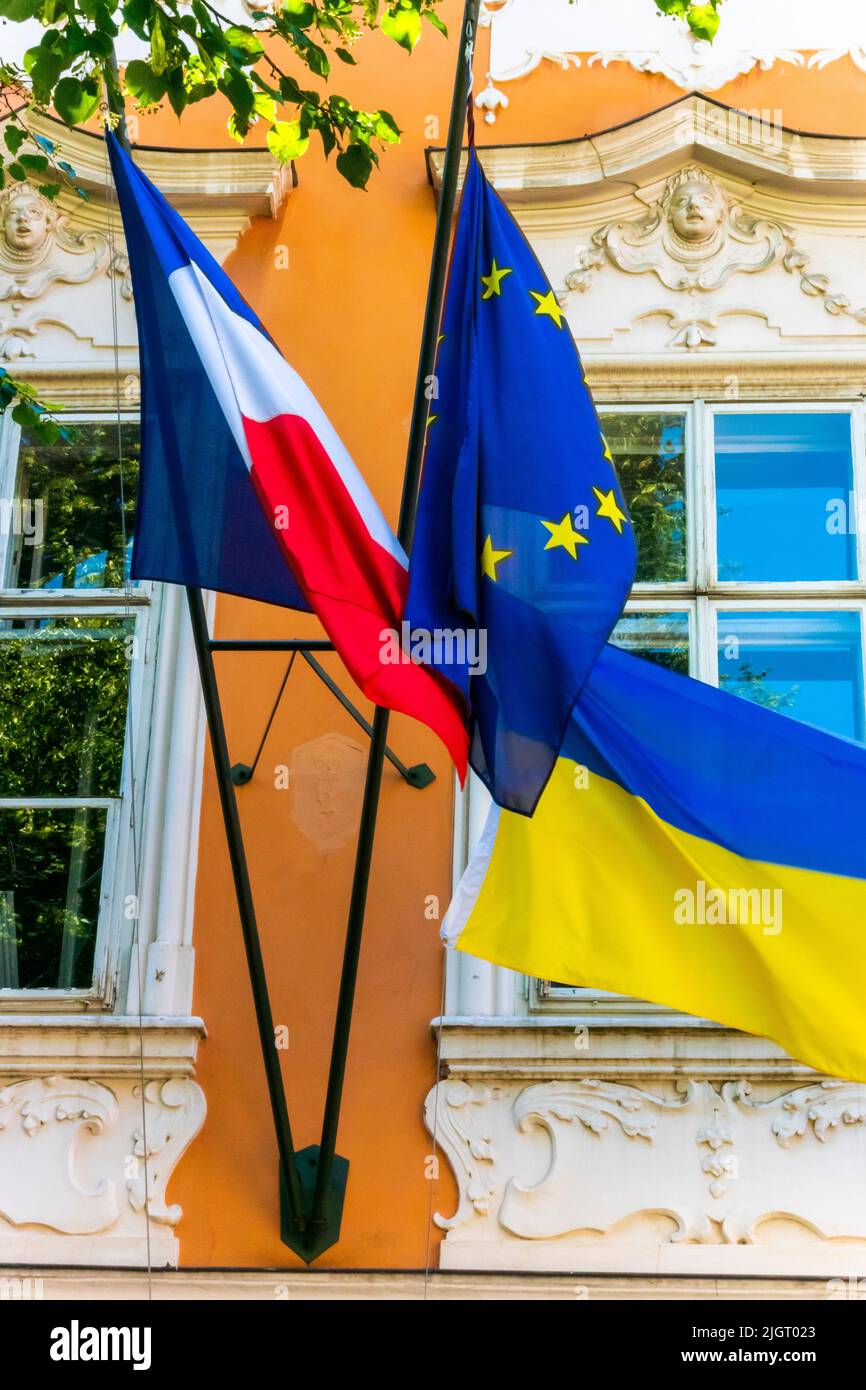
[108,135,468,778]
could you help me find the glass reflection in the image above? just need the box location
[0,806,107,990]
[718,610,864,741]
[715,413,856,582]
[611,610,690,676]
[10,422,139,590]
[602,413,686,583]
[0,616,134,797]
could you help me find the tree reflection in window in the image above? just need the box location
[10,422,139,590]
[603,413,686,584]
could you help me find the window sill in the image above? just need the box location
[432,1015,817,1081]
[0,1014,205,1077]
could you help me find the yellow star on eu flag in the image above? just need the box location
[541,512,590,560]
[481,259,512,300]
[592,486,629,534]
[480,535,513,582]
[529,289,566,329]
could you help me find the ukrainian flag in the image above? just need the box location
[444,643,866,1082]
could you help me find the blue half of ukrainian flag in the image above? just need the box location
[406,149,636,814]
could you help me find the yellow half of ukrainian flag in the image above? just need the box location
[444,644,866,1083]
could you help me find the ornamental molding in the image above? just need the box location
[0,184,128,310]
[426,1073,866,1273]
[566,166,783,296]
[562,164,866,352]
[429,96,866,208]
[0,109,292,368]
[18,110,294,220]
[478,0,866,123]
[0,1070,205,1264]
[0,1019,205,1266]
[584,45,805,95]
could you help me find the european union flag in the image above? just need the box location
[406,149,637,814]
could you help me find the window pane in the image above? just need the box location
[602,412,686,583]
[715,413,856,582]
[611,610,689,676]
[717,611,864,742]
[0,806,107,990]
[0,616,134,796]
[9,422,139,590]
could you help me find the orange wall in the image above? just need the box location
[130,6,866,1267]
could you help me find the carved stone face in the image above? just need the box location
[667,181,725,243]
[2,191,51,255]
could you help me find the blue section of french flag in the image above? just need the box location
[108,134,469,776]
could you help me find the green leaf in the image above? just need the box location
[381,3,422,54]
[54,75,101,126]
[278,74,303,104]
[19,153,50,172]
[150,11,167,74]
[7,161,26,181]
[336,141,374,188]
[218,69,255,119]
[335,47,356,65]
[186,79,217,104]
[253,91,277,122]
[37,182,61,199]
[266,119,310,161]
[24,43,67,99]
[303,41,330,78]
[122,0,153,39]
[166,69,188,118]
[85,30,115,58]
[685,2,720,40]
[64,23,94,58]
[3,126,27,156]
[425,11,447,36]
[124,58,167,105]
[225,25,264,61]
[227,112,248,143]
[0,0,41,19]
[374,108,400,142]
[282,0,315,25]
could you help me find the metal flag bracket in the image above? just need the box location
[109,0,480,1263]
[188,605,449,1260]
[213,638,435,791]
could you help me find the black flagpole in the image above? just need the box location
[305,0,481,1250]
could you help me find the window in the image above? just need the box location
[608,402,866,741]
[0,415,151,1001]
[540,400,866,1006]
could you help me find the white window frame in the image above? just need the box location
[448,397,866,1015]
[0,410,160,1010]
